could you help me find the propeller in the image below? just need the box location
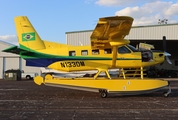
[163,36,172,64]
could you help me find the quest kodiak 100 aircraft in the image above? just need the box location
[3,16,172,98]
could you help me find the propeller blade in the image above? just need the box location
[164,52,171,57]
[166,56,172,64]
[163,36,172,64]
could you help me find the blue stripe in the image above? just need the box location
[25,58,141,67]
[25,58,110,67]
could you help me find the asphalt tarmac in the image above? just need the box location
[0,79,178,120]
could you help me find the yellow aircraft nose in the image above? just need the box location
[153,52,165,65]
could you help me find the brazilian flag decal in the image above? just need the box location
[22,32,36,41]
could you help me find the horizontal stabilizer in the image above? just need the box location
[2,45,27,54]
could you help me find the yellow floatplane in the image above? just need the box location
[3,16,171,98]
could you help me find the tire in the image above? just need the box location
[163,92,170,97]
[100,90,108,98]
[26,75,31,80]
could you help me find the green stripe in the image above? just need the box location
[19,44,141,60]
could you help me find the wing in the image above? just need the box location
[91,16,134,67]
[91,16,134,49]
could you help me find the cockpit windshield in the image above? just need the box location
[126,45,138,52]
[118,46,131,53]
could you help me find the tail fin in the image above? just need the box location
[14,16,46,51]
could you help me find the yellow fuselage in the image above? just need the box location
[34,41,164,72]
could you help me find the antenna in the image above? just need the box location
[158,18,168,24]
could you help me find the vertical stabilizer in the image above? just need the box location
[14,16,45,50]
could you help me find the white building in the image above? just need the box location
[66,23,178,45]
[0,40,40,79]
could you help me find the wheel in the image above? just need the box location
[100,91,107,98]
[163,92,170,97]
[26,75,31,80]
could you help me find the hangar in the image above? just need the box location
[0,40,41,79]
[1,23,178,79]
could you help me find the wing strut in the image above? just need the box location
[112,46,117,67]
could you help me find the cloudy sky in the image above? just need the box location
[0,0,178,45]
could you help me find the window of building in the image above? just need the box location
[81,50,88,55]
[92,49,99,55]
[69,51,76,56]
[104,48,112,54]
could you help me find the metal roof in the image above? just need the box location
[0,40,16,46]
[66,23,178,46]
[65,23,178,34]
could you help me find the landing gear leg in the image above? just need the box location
[163,84,171,97]
[140,67,143,79]
[94,66,111,79]
[94,70,101,79]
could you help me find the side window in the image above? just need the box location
[69,51,76,56]
[92,49,99,55]
[81,50,88,55]
[104,48,112,54]
[118,46,131,54]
